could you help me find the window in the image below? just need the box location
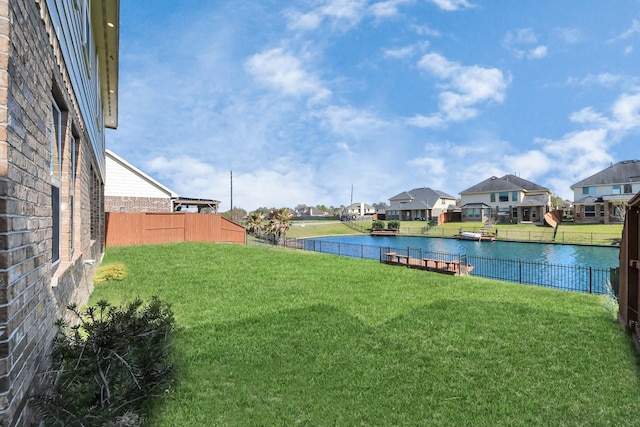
[82,0,92,74]
[51,102,62,264]
[512,192,518,202]
[582,187,595,195]
[584,205,596,217]
[600,205,605,217]
[512,207,518,218]
[70,135,78,256]
[499,192,509,202]
[624,184,633,194]
[612,185,621,194]
[490,193,496,202]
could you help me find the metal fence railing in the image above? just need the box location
[266,237,615,295]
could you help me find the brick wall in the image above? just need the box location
[0,1,104,424]
[105,195,173,213]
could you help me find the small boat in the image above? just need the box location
[457,231,482,240]
[456,231,496,242]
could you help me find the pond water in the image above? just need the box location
[302,235,620,294]
[309,235,619,269]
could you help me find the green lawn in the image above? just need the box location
[333,220,622,246]
[91,242,638,425]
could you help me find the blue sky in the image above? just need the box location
[106,0,640,211]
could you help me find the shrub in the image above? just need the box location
[32,297,176,426]
[372,220,386,231]
[94,262,128,283]
[387,220,400,230]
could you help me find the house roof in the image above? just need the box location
[389,187,456,205]
[460,202,491,208]
[521,194,550,206]
[460,174,550,194]
[571,160,640,188]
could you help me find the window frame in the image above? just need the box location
[51,101,62,265]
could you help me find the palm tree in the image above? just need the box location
[266,208,292,243]
[246,212,265,237]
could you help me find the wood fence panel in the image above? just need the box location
[105,212,246,247]
[619,192,640,353]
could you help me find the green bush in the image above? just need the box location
[371,220,386,230]
[387,220,400,230]
[32,297,176,426]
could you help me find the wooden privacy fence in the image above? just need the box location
[105,212,246,247]
[618,192,640,353]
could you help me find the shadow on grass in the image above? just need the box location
[148,301,640,426]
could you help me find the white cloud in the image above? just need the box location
[316,105,389,138]
[411,24,442,37]
[285,0,368,31]
[412,52,508,126]
[245,47,331,102]
[383,41,430,59]
[428,0,473,11]
[503,28,547,59]
[369,0,414,18]
[405,114,446,128]
[614,19,640,40]
[554,27,583,44]
[527,45,547,59]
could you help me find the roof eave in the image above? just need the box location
[92,0,120,129]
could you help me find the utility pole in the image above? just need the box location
[230,170,233,222]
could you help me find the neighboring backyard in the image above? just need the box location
[286,220,623,246]
[91,242,639,426]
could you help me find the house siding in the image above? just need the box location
[105,153,174,212]
[0,0,114,424]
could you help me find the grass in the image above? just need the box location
[91,242,639,426]
[332,220,623,246]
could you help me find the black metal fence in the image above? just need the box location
[279,237,614,295]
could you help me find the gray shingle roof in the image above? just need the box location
[571,160,640,188]
[389,187,456,207]
[460,174,550,194]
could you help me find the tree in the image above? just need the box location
[246,212,265,237]
[266,208,292,243]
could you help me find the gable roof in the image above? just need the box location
[105,149,178,198]
[389,187,456,203]
[571,160,640,188]
[460,174,550,195]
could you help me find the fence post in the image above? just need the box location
[589,267,592,294]
[519,260,522,284]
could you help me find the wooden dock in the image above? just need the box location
[383,252,473,276]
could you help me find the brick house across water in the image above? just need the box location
[0,0,119,424]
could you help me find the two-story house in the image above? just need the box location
[386,187,457,221]
[459,175,552,224]
[344,202,376,219]
[571,160,640,224]
[0,0,119,423]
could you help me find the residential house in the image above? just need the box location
[386,187,457,221]
[105,149,178,212]
[296,206,327,218]
[373,203,388,220]
[344,202,375,219]
[571,160,640,224]
[459,175,552,224]
[0,0,119,424]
